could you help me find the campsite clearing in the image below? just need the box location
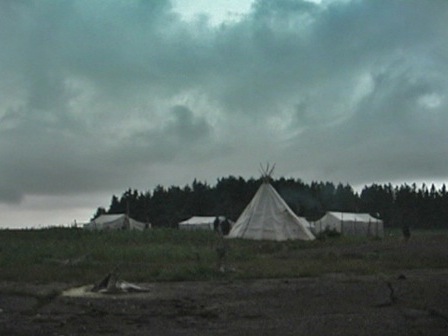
[0,229,447,335]
[1,269,447,335]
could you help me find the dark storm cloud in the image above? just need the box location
[0,0,447,206]
[114,104,218,165]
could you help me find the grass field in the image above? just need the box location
[0,228,447,284]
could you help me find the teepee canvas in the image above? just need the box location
[227,165,315,241]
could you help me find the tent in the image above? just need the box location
[83,214,149,231]
[227,167,315,241]
[178,216,233,234]
[311,212,384,238]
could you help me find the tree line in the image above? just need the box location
[92,176,448,229]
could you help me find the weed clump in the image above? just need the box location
[315,228,342,240]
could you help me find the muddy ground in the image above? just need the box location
[1,269,447,336]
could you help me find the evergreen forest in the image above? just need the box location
[92,176,448,230]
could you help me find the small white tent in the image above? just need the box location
[311,212,384,238]
[178,216,218,231]
[227,166,315,241]
[178,216,233,234]
[84,214,149,231]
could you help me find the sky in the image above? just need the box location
[1,0,447,228]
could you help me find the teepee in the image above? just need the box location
[227,165,315,241]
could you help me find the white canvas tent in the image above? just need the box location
[178,216,233,234]
[178,216,218,231]
[83,214,149,231]
[311,212,384,238]
[227,167,315,241]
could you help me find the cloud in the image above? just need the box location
[0,0,447,212]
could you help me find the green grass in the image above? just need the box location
[0,227,447,284]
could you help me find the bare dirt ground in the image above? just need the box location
[1,268,448,336]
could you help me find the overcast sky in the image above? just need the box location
[1,0,447,228]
